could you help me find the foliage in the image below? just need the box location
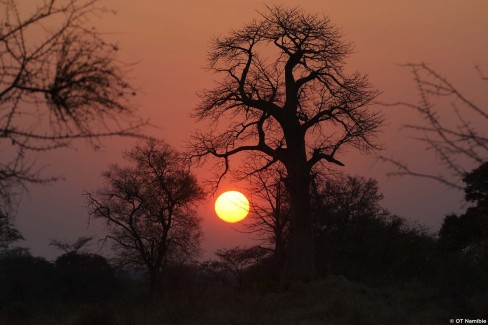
[86,139,204,293]
[439,212,488,254]
[314,175,436,284]
[314,174,388,221]
[463,161,488,208]
[436,161,488,294]
[55,251,118,302]
[0,210,23,250]
[439,162,488,251]
[0,247,121,325]
[0,248,55,307]
[0,0,146,212]
[191,4,383,284]
[242,172,437,286]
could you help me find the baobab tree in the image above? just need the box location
[191,5,383,284]
[0,0,145,212]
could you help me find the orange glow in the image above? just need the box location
[215,191,250,223]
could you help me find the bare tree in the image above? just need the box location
[191,5,383,284]
[0,0,146,212]
[381,63,487,190]
[243,165,289,266]
[86,139,204,294]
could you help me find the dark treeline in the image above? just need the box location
[210,162,488,298]
[1,161,487,324]
[0,247,117,306]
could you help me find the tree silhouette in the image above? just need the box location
[381,63,487,190]
[49,236,93,254]
[314,175,388,225]
[436,162,488,293]
[0,248,55,306]
[54,251,117,302]
[439,162,488,253]
[86,139,204,294]
[0,0,146,212]
[213,246,270,288]
[463,161,488,209]
[0,211,23,250]
[191,5,383,284]
[243,165,289,266]
[314,175,434,283]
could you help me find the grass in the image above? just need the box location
[1,275,486,325]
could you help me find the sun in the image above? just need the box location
[215,191,250,223]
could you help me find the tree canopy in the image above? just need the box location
[86,139,204,293]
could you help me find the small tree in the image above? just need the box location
[314,175,388,225]
[191,5,382,285]
[0,0,145,211]
[243,166,289,265]
[213,246,270,287]
[86,139,204,294]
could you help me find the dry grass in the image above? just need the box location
[1,275,486,325]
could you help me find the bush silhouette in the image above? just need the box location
[55,252,118,302]
[0,248,55,308]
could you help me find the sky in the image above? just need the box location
[12,0,488,260]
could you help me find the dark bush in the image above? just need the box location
[54,252,119,302]
[0,248,56,308]
[315,212,436,285]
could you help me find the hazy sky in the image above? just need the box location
[13,0,488,260]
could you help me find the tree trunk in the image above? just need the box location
[281,149,316,286]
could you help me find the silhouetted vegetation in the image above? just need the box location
[0,0,146,212]
[314,175,436,285]
[2,164,487,322]
[243,165,290,267]
[0,248,55,308]
[86,139,204,294]
[190,5,383,285]
[434,161,488,296]
[54,250,118,302]
[2,3,488,324]
[0,211,23,250]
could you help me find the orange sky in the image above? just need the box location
[15,0,488,260]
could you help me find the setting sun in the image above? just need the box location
[214,191,250,223]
